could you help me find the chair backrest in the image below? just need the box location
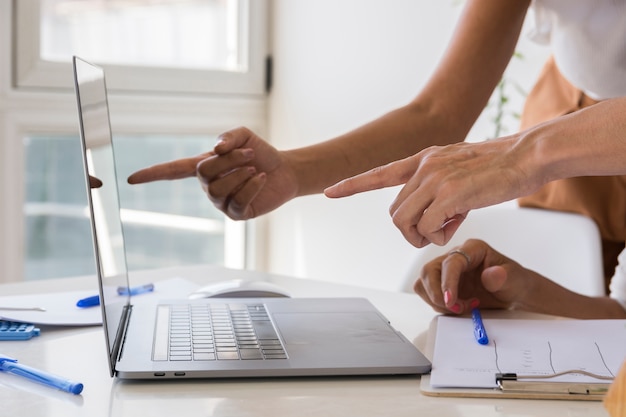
[401,204,605,297]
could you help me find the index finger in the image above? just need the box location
[324,156,417,198]
[127,153,210,184]
[440,248,471,310]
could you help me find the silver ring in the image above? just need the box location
[448,249,471,266]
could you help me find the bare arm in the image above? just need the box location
[521,96,626,182]
[128,0,531,219]
[290,0,532,195]
[327,95,626,247]
[513,271,626,319]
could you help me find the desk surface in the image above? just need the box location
[0,265,610,417]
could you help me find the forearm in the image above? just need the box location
[513,271,626,319]
[517,96,626,188]
[286,102,466,196]
[287,0,531,196]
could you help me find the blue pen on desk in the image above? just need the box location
[76,283,155,308]
[471,308,489,345]
[76,294,100,308]
[0,354,83,395]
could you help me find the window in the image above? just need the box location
[2,0,268,283]
[40,0,243,71]
[24,134,243,281]
[24,135,95,279]
[15,0,268,94]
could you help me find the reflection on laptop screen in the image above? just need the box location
[73,57,131,372]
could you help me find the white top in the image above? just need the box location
[610,248,626,311]
[529,0,626,100]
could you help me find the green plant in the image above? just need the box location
[487,51,527,139]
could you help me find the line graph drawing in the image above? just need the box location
[430,317,626,388]
[493,340,615,380]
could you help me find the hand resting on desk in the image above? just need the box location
[414,239,626,320]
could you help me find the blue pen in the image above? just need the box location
[117,283,154,296]
[471,308,489,345]
[76,283,155,308]
[76,294,100,308]
[0,354,83,395]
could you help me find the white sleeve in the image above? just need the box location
[609,248,626,311]
[527,0,553,45]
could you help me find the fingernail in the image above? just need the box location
[470,299,480,309]
[450,303,462,314]
[444,290,451,306]
[242,149,254,159]
[440,218,457,229]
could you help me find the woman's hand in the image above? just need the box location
[326,137,539,247]
[128,127,299,220]
[414,239,535,314]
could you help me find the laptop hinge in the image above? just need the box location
[111,304,132,369]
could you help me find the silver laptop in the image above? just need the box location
[72,56,431,379]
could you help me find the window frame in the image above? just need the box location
[13,0,268,96]
[1,0,269,283]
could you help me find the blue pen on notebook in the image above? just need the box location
[471,308,489,345]
[76,283,155,308]
[0,354,83,395]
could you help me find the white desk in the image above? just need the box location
[0,265,610,417]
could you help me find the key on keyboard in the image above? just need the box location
[153,303,287,361]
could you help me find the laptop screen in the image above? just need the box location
[73,57,131,375]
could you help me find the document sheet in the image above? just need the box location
[430,317,626,388]
[0,278,199,326]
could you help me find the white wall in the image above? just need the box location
[266,1,550,291]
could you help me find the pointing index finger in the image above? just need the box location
[127,154,210,184]
[324,163,405,198]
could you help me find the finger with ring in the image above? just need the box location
[448,249,471,266]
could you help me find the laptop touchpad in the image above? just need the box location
[273,312,403,345]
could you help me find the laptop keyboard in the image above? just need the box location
[152,303,287,361]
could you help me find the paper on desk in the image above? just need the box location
[430,316,626,389]
[0,278,200,326]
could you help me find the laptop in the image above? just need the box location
[72,56,431,379]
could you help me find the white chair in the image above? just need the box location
[401,203,605,297]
